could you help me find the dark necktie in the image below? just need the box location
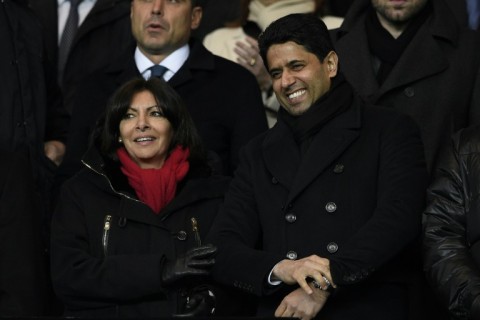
[150,65,168,79]
[58,0,83,83]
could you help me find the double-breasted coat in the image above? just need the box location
[50,146,254,317]
[330,0,480,171]
[210,98,429,320]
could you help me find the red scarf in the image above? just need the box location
[116,146,190,214]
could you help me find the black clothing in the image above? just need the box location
[51,145,254,317]
[424,125,480,320]
[211,93,428,319]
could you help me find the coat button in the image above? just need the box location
[404,87,415,97]
[271,177,279,184]
[333,164,344,173]
[286,251,297,260]
[325,202,337,213]
[327,242,338,253]
[285,213,297,223]
[177,231,187,241]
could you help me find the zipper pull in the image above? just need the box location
[102,215,112,256]
[191,217,201,247]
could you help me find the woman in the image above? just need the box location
[50,78,236,317]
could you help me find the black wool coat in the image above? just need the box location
[330,0,480,172]
[210,98,429,320]
[50,146,253,317]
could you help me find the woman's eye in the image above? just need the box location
[151,111,163,117]
[122,113,134,119]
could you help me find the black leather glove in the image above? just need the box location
[161,244,216,285]
[174,286,216,317]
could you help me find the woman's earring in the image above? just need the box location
[118,137,123,143]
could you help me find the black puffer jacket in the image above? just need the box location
[423,125,480,320]
[50,146,245,317]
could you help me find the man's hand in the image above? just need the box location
[275,286,329,320]
[272,255,335,295]
[44,140,66,166]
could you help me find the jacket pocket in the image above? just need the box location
[102,215,112,257]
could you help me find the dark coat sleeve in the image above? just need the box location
[423,128,480,320]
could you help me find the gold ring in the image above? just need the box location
[249,58,256,66]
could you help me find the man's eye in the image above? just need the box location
[270,71,281,79]
[292,64,304,71]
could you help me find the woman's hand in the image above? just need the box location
[234,36,272,92]
[161,244,217,285]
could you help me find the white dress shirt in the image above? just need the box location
[135,44,190,82]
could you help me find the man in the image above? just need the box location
[57,0,267,181]
[331,0,480,172]
[210,14,428,320]
[0,0,69,315]
[30,0,134,114]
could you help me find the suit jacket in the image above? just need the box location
[57,40,268,183]
[331,0,480,172]
[29,0,134,113]
[210,98,429,320]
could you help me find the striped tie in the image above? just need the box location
[58,0,83,83]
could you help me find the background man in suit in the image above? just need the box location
[330,0,480,172]
[210,14,428,320]
[30,0,134,114]
[57,0,267,183]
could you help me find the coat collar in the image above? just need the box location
[333,0,457,101]
[105,38,216,88]
[81,145,229,227]
[263,98,362,203]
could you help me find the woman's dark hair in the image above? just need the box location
[96,77,207,169]
[258,13,335,69]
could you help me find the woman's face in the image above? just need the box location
[119,90,173,169]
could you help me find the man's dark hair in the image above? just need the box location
[192,0,208,9]
[258,13,335,69]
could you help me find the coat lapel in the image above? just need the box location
[74,0,130,47]
[263,121,301,189]
[334,23,380,99]
[266,103,361,204]
[375,23,448,100]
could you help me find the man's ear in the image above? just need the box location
[326,51,339,77]
[191,7,202,30]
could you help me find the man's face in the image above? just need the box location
[371,0,428,24]
[267,41,338,116]
[131,0,202,61]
